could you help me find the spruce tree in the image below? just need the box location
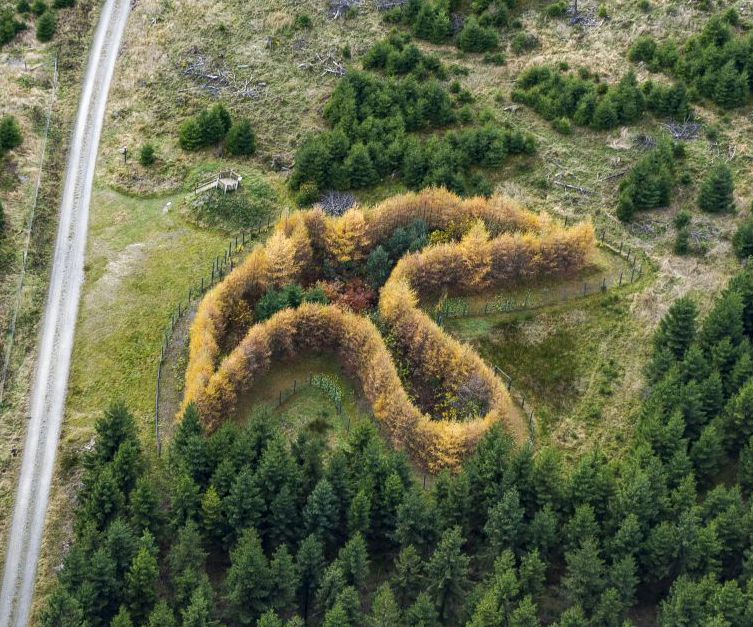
[562,538,605,613]
[125,546,158,624]
[39,587,86,627]
[392,545,425,608]
[654,296,697,361]
[714,61,748,109]
[338,532,370,589]
[225,119,256,156]
[35,9,55,41]
[147,600,175,627]
[111,607,133,627]
[269,544,298,616]
[224,466,262,544]
[426,527,470,623]
[698,164,734,213]
[179,118,204,151]
[733,219,753,260]
[0,115,22,151]
[404,592,439,627]
[484,488,524,556]
[344,143,378,188]
[223,528,271,626]
[297,534,325,622]
[366,583,401,627]
[303,478,339,549]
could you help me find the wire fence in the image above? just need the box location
[154,210,280,456]
[0,54,59,409]
[434,230,645,325]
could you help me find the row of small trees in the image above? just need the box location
[179,103,256,156]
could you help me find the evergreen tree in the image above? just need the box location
[347,488,371,537]
[129,474,160,535]
[365,246,392,289]
[484,488,524,556]
[426,527,470,623]
[338,532,369,589]
[200,485,224,547]
[591,95,619,130]
[395,487,437,553]
[269,544,299,616]
[168,520,208,608]
[181,587,217,627]
[35,9,55,41]
[111,607,133,627]
[257,611,283,627]
[297,534,325,622]
[654,296,697,361]
[223,528,271,626]
[698,164,734,213]
[84,466,125,531]
[179,118,204,151]
[139,143,155,167]
[304,478,339,550]
[0,115,22,151]
[225,119,256,156]
[404,592,438,627]
[519,549,547,601]
[562,538,605,613]
[39,587,86,627]
[125,545,158,624]
[224,467,262,545]
[714,61,748,109]
[147,601,176,627]
[93,403,139,465]
[366,583,401,627]
[344,143,378,188]
[733,219,753,260]
[392,545,425,608]
[509,597,540,627]
[322,602,351,627]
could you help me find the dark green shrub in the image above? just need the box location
[510,32,538,55]
[552,117,572,134]
[179,118,203,151]
[545,1,567,18]
[674,228,689,255]
[628,36,657,64]
[30,0,46,15]
[617,137,676,221]
[35,9,54,42]
[16,0,30,13]
[52,0,74,8]
[483,52,505,65]
[296,182,320,207]
[294,13,312,29]
[733,219,753,259]
[225,119,256,156]
[673,210,691,230]
[0,115,22,152]
[138,143,155,167]
[698,164,734,213]
[456,16,498,53]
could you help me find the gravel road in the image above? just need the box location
[0,0,131,623]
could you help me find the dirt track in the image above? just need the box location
[0,0,131,623]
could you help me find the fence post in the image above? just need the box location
[279,390,282,406]
[601,277,606,292]
[619,241,623,255]
[293,379,297,393]
[631,267,635,282]
[602,228,606,243]
[619,272,623,287]
[639,261,643,277]
[583,282,587,297]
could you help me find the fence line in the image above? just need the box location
[154,210,280,456]
[434,230,645,324]
[0,54,59,409]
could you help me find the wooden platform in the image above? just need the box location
[194,170,242,194]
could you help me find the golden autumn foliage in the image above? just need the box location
[181,188,596,471]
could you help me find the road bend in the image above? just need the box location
[0,0,130,623]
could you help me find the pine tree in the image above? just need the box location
[426,527,470,623]
[111,606,133,627]
[519,550,547,601]
[562,538,605,613]
[317,561,346,613]
[35,9,55,41]
[528,504,558,558]
[484,488,524,556]
[179,118,204,151]
[39,586,86,627]
[84,466,125,531]
[392,545,425,608]
[125,545,158,624]
[266,483,298,550]
[395,488,437,553]
[366,583,401,627]
[297,534,325,622]
[168,520,208,608]
[224,466,262,545]
[733,219,753,260]
[171,473,200,528]
[223,528,271,626]
[322,602,351,627]
[181,588,217,627]
[347,488,371,537]
[225,119,256,156]
[654,296,697,361]
[257,611,283,627]
[200,485,223,547]
[591,96,618,130]
[139,143,155,166]
[344,143,378,188]
[147,601,176,627]
[93,403,139,465]
[129,474,160,535]
[738,436,753,493]
[338,532,370,589]
[269,544,298,616]
[303,478,339,549]
[565,504,600,551]
[698,164,734,213]
[508,597,540,627]
[404,592,439,627]
[714,61,748,109]
[0,115,22,151]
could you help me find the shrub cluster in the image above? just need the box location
[289,70,535,196]
[362,31,447,79]
[0,10,25,46]
[628,15,753,109]
[179,103,256,156]
[512,67,649,129]
[255,283,328,322]
[617,136,680,221]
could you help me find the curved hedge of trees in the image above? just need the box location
[183,188,594,471]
